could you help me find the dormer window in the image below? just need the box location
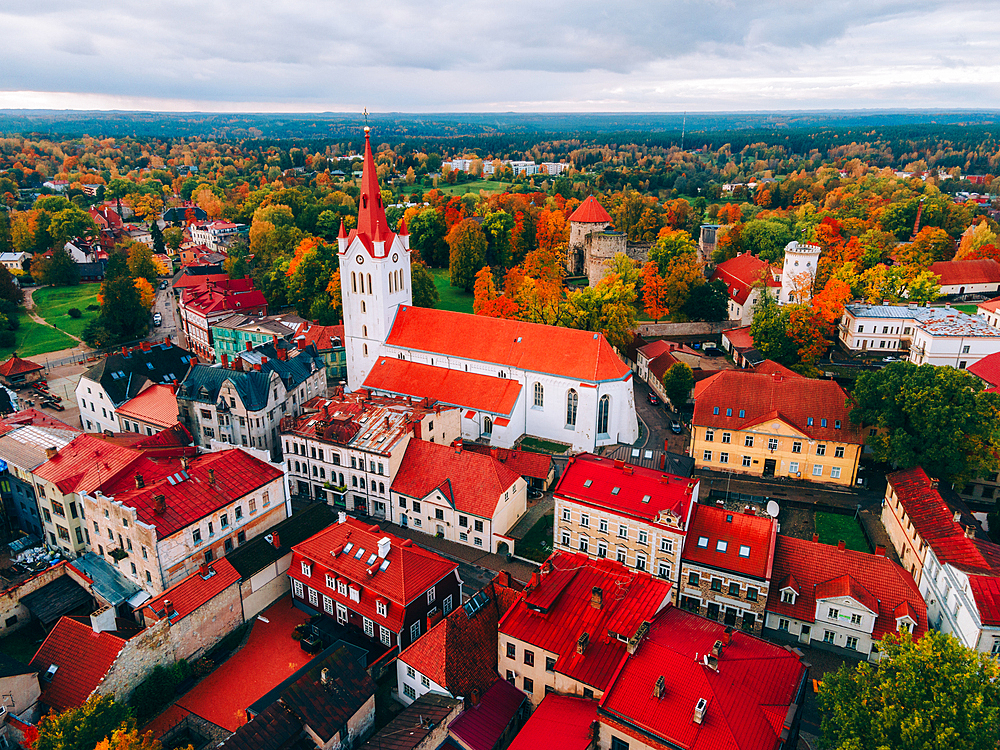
[898,618,913,633]
[376,600,387,617]
[781,589,796,604]
[301,561,312,577]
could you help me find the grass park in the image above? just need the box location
[814,510,870,553]
[429,267,476,315]
[434,179,513,196]
[31,284,102,340]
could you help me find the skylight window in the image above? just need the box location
[379,559,390,571]
[807,417,814,426]
[726,514,733,522]
[697,536,709,548]
[738,410,745,418]
[146,363,155,370]
[584,479,593,487]
[343,542,353,553]
[366,553,377,565]
[354,547,365,559]
[611,487,620,495]
[739,545,751,558]
[716,540,728,553]
[641,495,650,503]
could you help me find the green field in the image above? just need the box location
[429,267,476,315]
[519,436,571,454]
[435,180,513,196]
[0,311,76,361]
[952,304,978,314]
[32,284,101,340]
[517,512,554,563]
[814,510,869,552]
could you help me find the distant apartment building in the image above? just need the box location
[189,221,245,252]
[280,392,461,512]
[210,313,306,362]
[179,276,267,361]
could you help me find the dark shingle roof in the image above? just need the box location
[21,575,93,627]
[0,652,36,678]
[84,342,196,406]
[358,694,461,750]
[217,702,303,750]
[226,504,338,578]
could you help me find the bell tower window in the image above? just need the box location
[361,300,366,314]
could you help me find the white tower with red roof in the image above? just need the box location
[338,127,412,390]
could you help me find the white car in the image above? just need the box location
[152,312,162,327]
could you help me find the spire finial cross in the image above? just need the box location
[363,108,370,133]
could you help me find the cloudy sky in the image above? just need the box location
[1,0,999,113]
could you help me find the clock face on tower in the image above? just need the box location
[356,255,365,265]
[392,253,398,262]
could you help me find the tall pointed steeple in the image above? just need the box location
[357,127,388,240]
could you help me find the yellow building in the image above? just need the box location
[691,365,863,487]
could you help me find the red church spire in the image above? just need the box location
[356,127,388,240]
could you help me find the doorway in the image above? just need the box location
[763,459,776,478]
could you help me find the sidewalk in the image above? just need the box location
[506,494,553,541]
[694,469,881,512]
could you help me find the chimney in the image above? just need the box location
[590,586,603,610]
[45,446,58,459]
[272,532,281,549]
[338,511,347,524]
[965,525,976,539]
[712,639,724,657]
[812,533,819,543]
[652,675,665,699]
[297,337,305,350]
[930,478,939,489]
[576,631,590,655]
[722,627,733,646]
[199,562,211,577]
[221,353,228,368]
[412,419,422,440]
[694,698,708,725]
[953,510,961,523]
[378,536,391,558]
[470,688,480,707]
[837,540,846,551]
[254,363,261,371]
[246,340,253,351]
[453,439,462,454]
[321,667,330,685]
[135,473,145,489]
[496,570,510,588]
[261,355,268,365]
[163,599,175,617]
[90,605,116,633]
[875,544,886,557]
[153,494,167,514]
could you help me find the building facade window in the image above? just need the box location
[566,390,578,427]
[597,395,610,435]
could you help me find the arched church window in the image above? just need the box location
[363,344,368,356]
[367,274,372,294]
[597,395,610,435]
[352,272,357,294]
[361,300,366,314]
[566,390,578,427]
[363,325,368,337]
[534,382,544,407]
[483,416,493,436]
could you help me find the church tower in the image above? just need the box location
[338,127,412,391]
[779,240,822,304]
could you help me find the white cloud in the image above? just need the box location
[0,0,997,111]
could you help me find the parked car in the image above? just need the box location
[670,420,683,434]
[152,312,162,327]
[647,392,659,405]
[160,280,168,290]
[528,488,544,501]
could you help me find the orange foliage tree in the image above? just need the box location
[640,262,670,322]
[134,278,155,310]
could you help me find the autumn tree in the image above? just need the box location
[34,695,134,750]
[641,262,670,322]
[410,208,449,267]
[88,252,147,346]
[562,273,637,351]
[481,210,515,269]
[906,270,942,304]
[818,631,1000,750]
[648,229,697,277]
[163,227,184,254]
[660,252,705,320]
[662,362,695,410]
[447,218,488,292]
[95,728,170,750]
[224,238,250,279]
[126,241,159,286]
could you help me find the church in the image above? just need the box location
[337,129,639,453]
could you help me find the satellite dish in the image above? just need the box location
[766,500,780,518]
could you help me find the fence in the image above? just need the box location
[42,335,176,371]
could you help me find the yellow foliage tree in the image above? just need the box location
[134,278,155,311]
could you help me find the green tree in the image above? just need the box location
[648,229,697,277]
[481,210,515,269]
[447,218,487,292]
[224,238,251,279]
[818,631,1000,750]
[94,253,147,345]
[850,362,1000,484]
[46,248,80,287]
[410,208,449,267]
[683,279,727,321]
[607,252,640,289]
[49,206,98,247]
[126,242,159,286]
[740,219,794,263]
[661,362,694,409]
[163,228,184,254]
[150,222,165,255]
[749,294,797,365]
[34,695,134,750]
[411,261,439,308]
[0,211,12,254]
[905,270,942,304]
[0,266,24,306]
[562,273,637,351]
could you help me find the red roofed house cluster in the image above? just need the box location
[338,130,639,453]
[883,467,1000,655]
[710,253,782,325]
[179,276,267,360]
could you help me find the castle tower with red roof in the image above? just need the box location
[566,196,627,286]
[338,127,412,390]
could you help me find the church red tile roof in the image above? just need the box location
[569,196,612,224]
[507,694,598,750]
[30,617,128,711]
[145,558,241,623]
[365,357,522,416]
[598,607,807,750]
[766,535,926,640]
[345,129,398,257]
[499,553,672,693]
[710,253,781,305]
[681,504,777,581]
[554,453,696,530]
[397,576,522,697]
[928,258,1000,287]
[0,355,43,378]
[385,305,632,383]
[291,518,457,631]
[392,440,522,519]
[693,369,861,444]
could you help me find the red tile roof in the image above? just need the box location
[681,504,777,581]
[928,258,1000,286]
[293,322,344,351]
[507,694,598,750]
[98,448,282,538]
[384,306,632,382]
[392,440,521,519]
[766,535,926,640]
[554,453,696,531]
[569,196,612,224]
[637,340,699,361]
[116,384,180,428]
[365,357,522,416]
[291,518,457,631]
[710,254,781,305]
[145,558,241,622]
[1,408,76,431]
[968,577,1000,626]
[647,351,681,382]
[448,678,526,750]
[174,272,229,290]
[463,445,552,481]
[499,553,672,692]
[598,607,807,750]
[976,296,1000,315]
[398,577,522,699]
[722,325,754,351]
[181,277,267,317]
[30,617,127,711]
[967,351,1000,387]
[693,369,862,443]
[751,359,801,378]
[0,355,43,377]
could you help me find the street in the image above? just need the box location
[150,283,182,346]
[631,377,689,456]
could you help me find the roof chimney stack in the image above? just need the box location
[163,599,175,617]
[246,340,253,351]
[965,524,976,539]
[953,510,962,523]
[694,698,708,725]
[153,494,166,514]
[837,540,846,551]
[591,586,603,610]
[338,511,347,524]
[653,675,665,699]
[208,468,215,484]
[135,473,144,489]
[321,667,330,685]
[45,446,58,459]
[576,631,590,655]
[378,536,391,559]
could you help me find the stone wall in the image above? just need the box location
[636,321,742,337]
[677,562,769,634]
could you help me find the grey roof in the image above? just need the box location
[0,652,36,678]
[70,552,142,608]
[845,303,1000,338]
[84,342,196,406]
[21,575,92,626]
[213,313,302,337]
[604,446,695,477]
[227,503,337,578]
[179,342,320,411]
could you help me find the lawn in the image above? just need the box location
[32,284,101,340]
[429,267,476,315]
[952,304,978,314]
[517,512,554,563]
[814,510,869,553]
[435,180,513,196]
[0,311,76,361]
[519,436,571,454]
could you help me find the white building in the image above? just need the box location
[779,241,821,304]
[710,253,781,325]
[340,128,639,453]
[839,303,1000,368]
[189,221,245,252]
[928,259,1000,297]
